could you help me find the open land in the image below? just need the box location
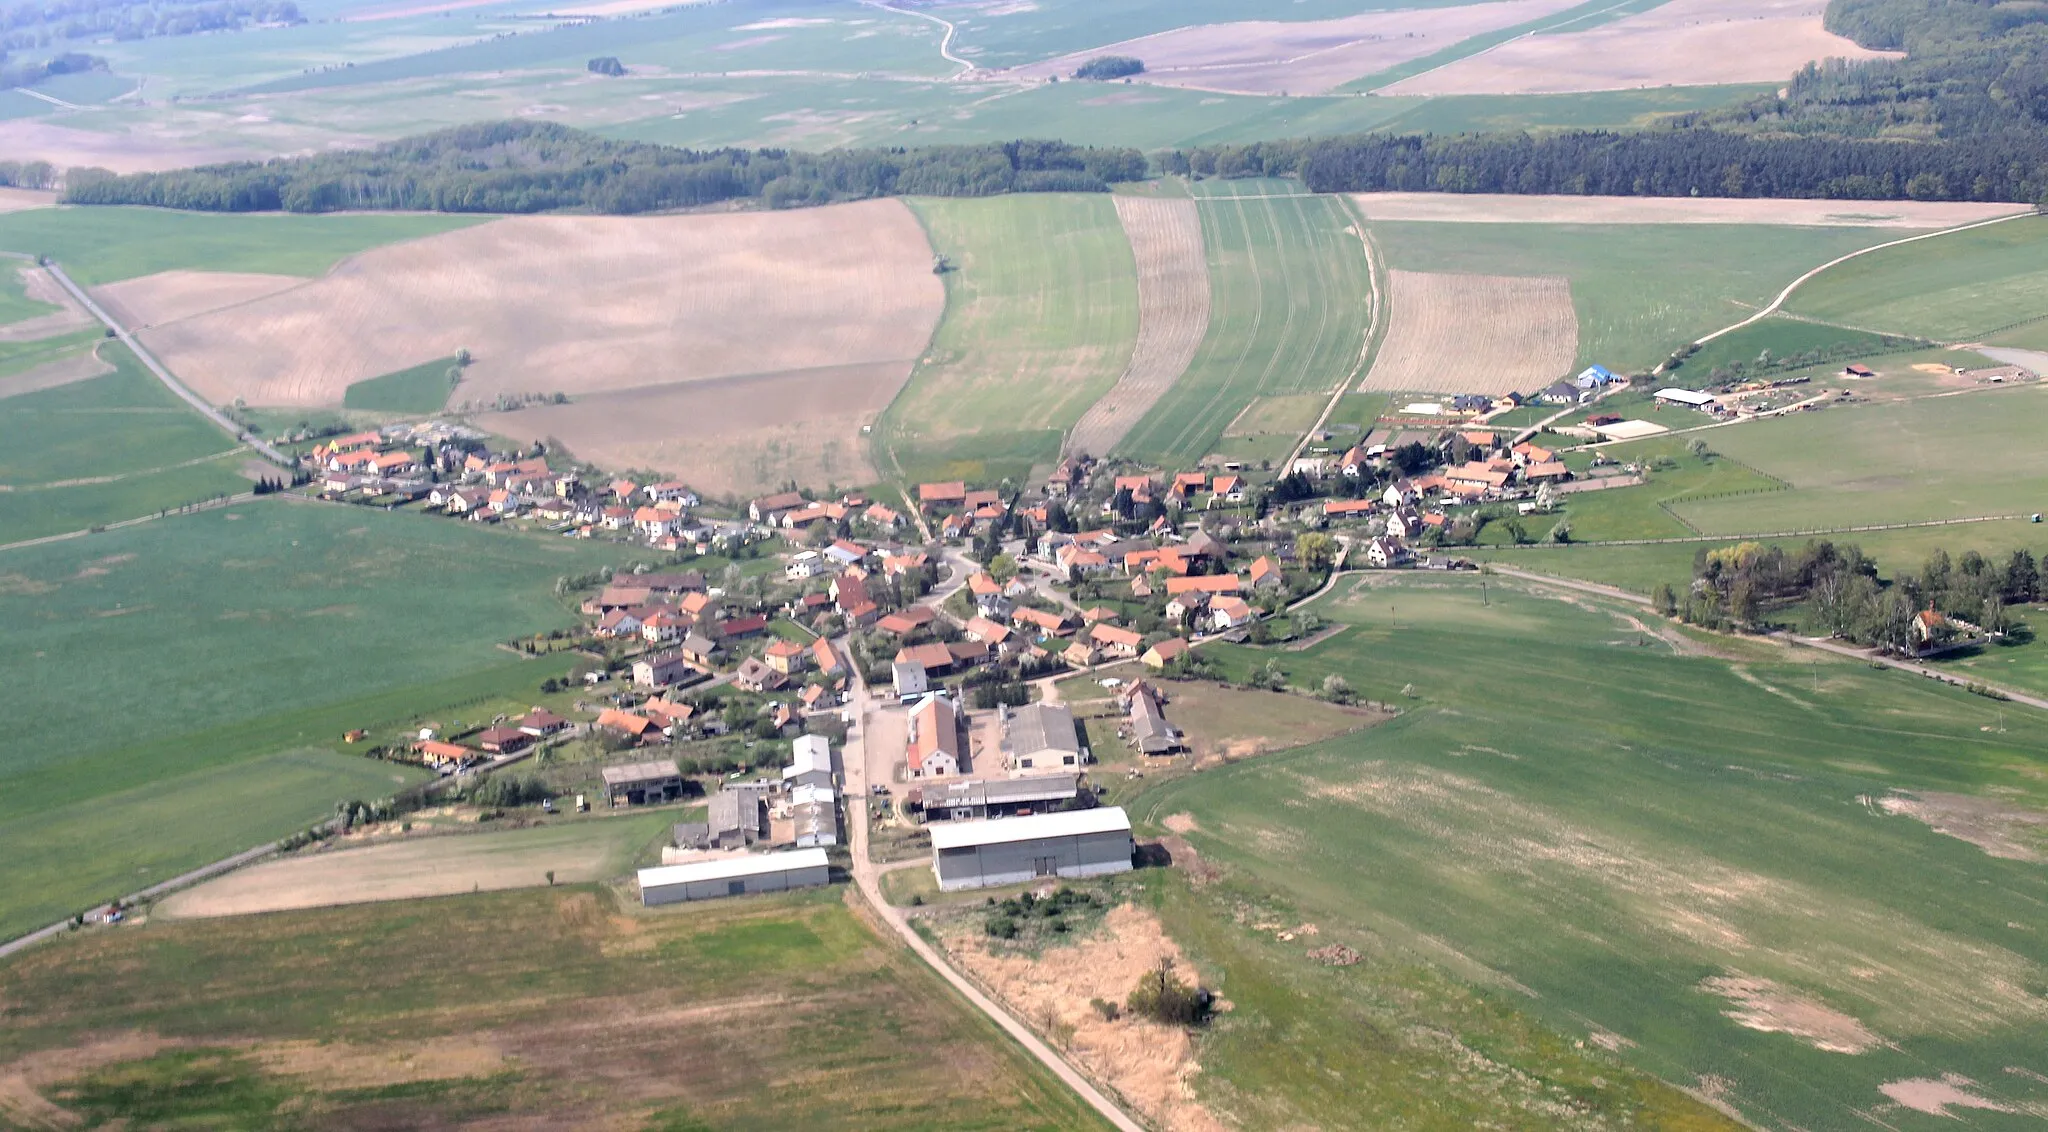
[1116,186,1373,466]
[134,200,943,409]
[484,362,908,499]
[1065,196,1211,459]
[0,121,257,173]
[0,264,93,342]
[1134,573,2048,1131]
[1782,215,2048,341]
[1381,0,1899,95]
[1366,220,1922,374]
[879,194,1138,485]
[0,188,57,212]
[158,812,676,919]
[92,269,305,332]
[0,887,1113,1130]
[1007,0,1589,96]
[1351,193,2033,228]
[1364,270,1577,394]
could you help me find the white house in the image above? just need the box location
[784,735,834,791]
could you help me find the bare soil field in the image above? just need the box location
[1008,0,1587,95]
[481,362,904,499]
[155,823,638,919]
[1364,270,1577,394]
[1351,193,2031,227]
[1066,197,1209,458]
[1380,0,1900,95]
[0,122,254,174]
[0,350,113,403]
[0,188,56,213]
[92,271,305,332]
[142,199,942,411]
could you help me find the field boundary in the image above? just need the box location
[1289,194,1384,469]
[1064,196,1210,458]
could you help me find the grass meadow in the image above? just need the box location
[0,501,632,936]
[1117,188,1373,466]
[1783,216,2048,341]
[0,887,1113,1130]
[0,207,483,285]
[1674,315,1915,381]
[0,261,59,325]
[1135,573,2048,1131]
[342,355,457,414]
[878,194,1138,484]
[1366,222,1910,374]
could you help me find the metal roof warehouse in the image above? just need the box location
[636,848,830,905]
[929,807,1134,891]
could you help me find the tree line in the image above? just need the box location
[1655,539,2040,651]
[1,0,299,55]
[62,121,1151,214]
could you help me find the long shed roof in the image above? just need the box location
[928,806,1131,850]
[637,848,829,888]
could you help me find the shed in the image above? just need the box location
[601,759,682,807]
[784,734,834,790]
[929,807,1134,891]
[1654,387,1717,408]
[1002,702,1081,771]
[922,773,1080,822]
[637,848,831,906]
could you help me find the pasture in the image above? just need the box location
[0,888,1112,1130]
[0,206,481,285]
[1365,269,1577,394]
[342,355,457,414]
[1380,0,1896,95]
[1138,573,2048,1131]
[1064,196,1210,459]
[159,811,676,919]
[1116,189,1373,467]
[1666,386,2048,534]
[0,261,60,326]
[878,194,1138,484]
[1366,220,1913,374]
[137,202,942,409]
[1782,216,2048,341]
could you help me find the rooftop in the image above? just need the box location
[601,758,679,785]
[637,848,829,888]
[929,806,1132,850]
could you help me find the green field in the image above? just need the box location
[1491,439,1789,543]
[1668,385,2048,534]
[1783,217,2048,341]
[1367,222,1912,374]
[0,207,483,285]
[1136,573,2048,1131]
[877,194,1138,484]
[0,501,635,935]
[342,356,457,414]
[1675,315,1922,383]
[0,887,1112,1130]
[0,343,240,486]
[1117,189,1373,466]
[0,259,60,325]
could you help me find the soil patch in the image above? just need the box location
[942,902,1227,1132]
[478,361,905,499]
[1008,0,1587,95]
[1877,791,2048,862]
[1698,972,1883,1053]
[1364,270,1577,395]
[141,200,942,411]
[1879,1075,2018,1116]
[0,349,113,402]
[1066,197,1209,458]
[1352,192,2028,228]
[1380,0,1900,95]
[0,1034,180,1129]
[92,271,305,331]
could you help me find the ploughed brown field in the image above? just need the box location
[1379,0,1899,95]
[1364,270,1577,395]
[1008,0,1585,95]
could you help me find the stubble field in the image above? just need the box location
[1381,0,1898,95]
[1064,196,1211,459]
[134,200,944,409]
[1364,269,1577,394]
[1139,574,2048,1131]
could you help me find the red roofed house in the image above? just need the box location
[907,694,962,779]
[1089,623,1144,659]
[764,638,809,676]
[1163,574,1242,597]
[1247,555,1282,590]
[1143,637,1190,668]
[918,481,968,511]
[1210,596,1256,631]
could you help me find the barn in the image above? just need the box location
[928,807,1135,892]
[636,848,831,906]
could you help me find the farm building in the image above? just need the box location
[907,693,963,778]
[1126,684,1182,756]
[708,784,769,848]
[784,735,834,790]
[789,782,840,848]
[637,848,831,906]
[929,807,1135,892]
[920,773,1081,822]
[1654,388,1717,408]
[1002,703,1081,771]
[892,660,929,698]
[602,759,683,807]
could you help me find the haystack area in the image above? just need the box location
[1364,270,1577,394]
[1008,0,1586,95]
[481,361,905,499]
[1065,197,1209,459]
[1352,193,2031,227]
[137,199,943,412]
[93,270,305,332]
[1379,0,1899,95]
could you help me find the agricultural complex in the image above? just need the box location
[4,0,2048,1128]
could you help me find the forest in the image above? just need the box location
[62,122,1152,213]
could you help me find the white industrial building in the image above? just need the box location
[1653,387,1716,408]
[929,807,1134,892]
[789,782,840,848]
[637,848,830,905]
[784,734,834,790]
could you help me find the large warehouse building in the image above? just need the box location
[928,807,1135,892]
[637,848,830,905]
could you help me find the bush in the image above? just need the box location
[1074,55,1144,80]
[985,914,1020,939]
[1125,959,1209,1026]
